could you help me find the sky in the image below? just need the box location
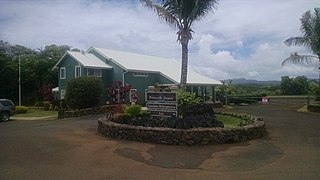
[0,0,319,81]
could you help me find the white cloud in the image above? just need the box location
[190,33,318,81]
[0,0,319,81]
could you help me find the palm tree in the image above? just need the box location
[140,0,219,89]
[282,8,320,86]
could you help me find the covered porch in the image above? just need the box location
[186,84,219,102]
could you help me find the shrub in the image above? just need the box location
[315,88,320,101]
[42,101,51,111]
[228,95,262,105]
[66,76,104,109]
[177,90,202,106]
[38,84,54,101]
[113,104,125,114]
[215,111,255,126]
[125,104,142,117]
[108,81,132,104]
[15,106,28,114]
[138,110,150,118]
[34,101,43,107]
[177,90,202,116]
[115,113,131,122]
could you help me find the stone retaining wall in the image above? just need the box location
[307,104,320,113]
[97,115,266,145]
[58,105,115,119]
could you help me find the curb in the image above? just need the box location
[11,115,58,121]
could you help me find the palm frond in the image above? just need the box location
[282,52,318,66]
[284,37,308,47]
[285,8,320,55]
[188,0,219,25]
[140,0,180,29]
[300,10,313,40]
[310,8,320,55]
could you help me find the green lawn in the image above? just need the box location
[14,107,58,117]
[215,114,242,128]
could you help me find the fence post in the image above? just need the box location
[225,94,228,106]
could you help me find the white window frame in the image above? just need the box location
[60,67,66,79]
[133,72,148,77]
[86,69,102,77]
[129,89,137,102]
[145,89,148,101]
[114,89,120,103]
[75,66,81,78]
[60,90,66,100]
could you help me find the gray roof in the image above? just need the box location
[90,47,222,85]
[53,47,222,85]
[53,51,112,69]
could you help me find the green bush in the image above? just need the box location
[15,106,28,114]
[138,110,150,118]
[125,104,142,117]
[228,95,262,105]
[314,88,320,101]
[177,90,202,111]
[43,101,51,111]
[66,76,104,109]
[177,90,202,106]
[115,112,131,121]
[34,101,43,107]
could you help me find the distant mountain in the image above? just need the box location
[223,78,281,86]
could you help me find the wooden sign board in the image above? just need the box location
[146,91,177,117]
[146,103,177,110]
[262,97,269,104]
[146,92,177,102]
[149,110,177,118]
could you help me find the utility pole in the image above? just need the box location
[19,55,21,106]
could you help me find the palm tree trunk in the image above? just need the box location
[180,37,189,90]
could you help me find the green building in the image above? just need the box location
[53,47,222,104]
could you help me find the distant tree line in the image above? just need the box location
[0,40,73,104]
[281,76,318,96]
[216,76,318,97]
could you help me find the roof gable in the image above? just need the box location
[53,51,112,70]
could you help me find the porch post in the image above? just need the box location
[212,86,216,102]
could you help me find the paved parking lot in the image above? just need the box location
[0,100,319,180]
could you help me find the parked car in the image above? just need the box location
[0,99,15,122]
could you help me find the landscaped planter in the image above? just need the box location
[97,113,266,145]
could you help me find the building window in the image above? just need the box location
[75,66,81,78]
[113,89,120,103]
[60,67,66,79]
[87,69,102,77]
[60,90,66,100]
[95,69,102,77]
[129,89,138,103]
[87,69,94,76]
[133,72,148,77]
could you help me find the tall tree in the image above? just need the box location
[280,76,309,95]
[282,8,320,86]
[0,41,71,104]
[140,0,219,89]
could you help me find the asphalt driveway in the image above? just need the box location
[0,100,319,180]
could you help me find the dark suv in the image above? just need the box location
[0,99,15,122]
